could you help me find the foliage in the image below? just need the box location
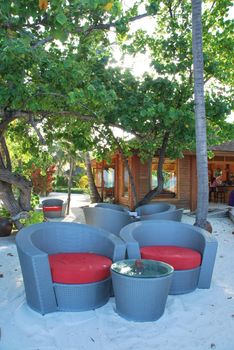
[1,0,232,159]
[0,0,151,223]
[0,206,11,218]
[30,193,40,210]
[20,211,44,227]
[55,175,67,187]
[53,186,88,194]
[6,122,55,179]
[31,164,56,195]
[114,0,234,162]
[78,175,89,189]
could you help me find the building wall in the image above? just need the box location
[132,155,151,202]
[115,155,130,207]
[116,154,193,210]
[148,156,193,210]
[92,150,234,211]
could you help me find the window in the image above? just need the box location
[151,158,177,195]
[122,164,129,197]
[103,168,115,188]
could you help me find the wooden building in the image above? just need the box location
[91,141,234,211]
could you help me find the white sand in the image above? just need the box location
[0,194,234,350]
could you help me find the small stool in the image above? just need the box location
[209,188,217,202]
[216,189,226,203]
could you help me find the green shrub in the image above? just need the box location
[78,175,89,189]
[31,193,40,209]
[0,206,11,218]
[55,175,67,187]
[53,186,89,194]
[20,211,44,227]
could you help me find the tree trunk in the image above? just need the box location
[118,149,138,207]
[192,0,209,228]
[135,131,170,207]
[0,182,25,229]
[0,136,32,229]
[108,130,138,206]
[66,157,74,215]
[85,152,102,203]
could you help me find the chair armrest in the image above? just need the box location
[16,228,57,314]
[112,240,126,262]
[198,234,218,288]
[95,229,126,262]
[120,224,141,259]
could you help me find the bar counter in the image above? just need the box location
[216,185,234,204]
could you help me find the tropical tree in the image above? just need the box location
[191,0,208,228]
[85,152,102,203]
[0,0,157,224]
[111,0,234,210]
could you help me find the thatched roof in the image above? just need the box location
[210,141,234,152]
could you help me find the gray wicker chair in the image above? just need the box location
[42,198,64,218]
[135,203,176,216]
[42,199,64,207]
[120,220,218,295]
[16,222,126,315]
[94,203,129,212]
[140,208,183,222]
[83,207,134,236]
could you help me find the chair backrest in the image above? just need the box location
[120,220,214,253]
[94,203,129,212]
[135,203,176,216]
[16,222,125,261]
[83,207,133,236]
[140,208,183,222]
[42,198,64,207]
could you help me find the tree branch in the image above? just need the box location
[31,12,151,48]
[136,131,170,207]
[204,75,212,85]
[0,111,18,135]
[107,127,138,206]
[210,0,217,12]
[29,117,47,145]
[0,136,12,171]
[167,0,174,18]
[31,35,54,48]
[26,91,102,120]
[0,109,95,130]
[0,153,6,169]
[0,168,32,190]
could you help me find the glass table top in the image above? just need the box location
[111,259,174,278]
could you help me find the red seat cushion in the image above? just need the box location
[140,246,202,270]
[48,253,112,284]
[43,206,62,212]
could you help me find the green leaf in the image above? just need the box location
[52,29,68,42]
[56,12,67,25]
